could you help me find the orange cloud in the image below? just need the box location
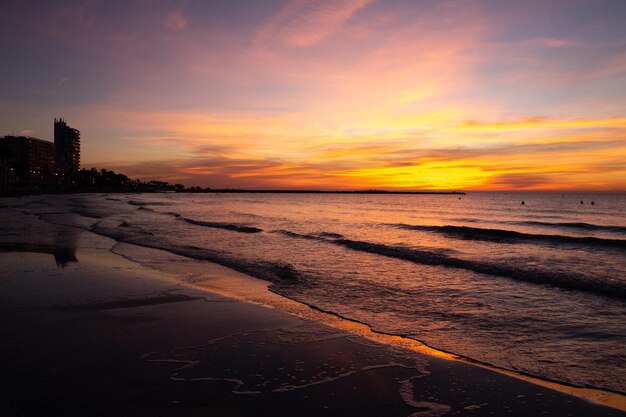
[460,117,626,131]
[76,99,626,191]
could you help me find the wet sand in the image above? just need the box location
[0,232,624,416]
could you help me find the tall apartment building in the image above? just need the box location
[54,118,81,183]
[0,118,81,191]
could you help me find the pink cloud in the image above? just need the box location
[535,37,581,48]
[255,0,373,48]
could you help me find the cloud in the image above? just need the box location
[5,1,625,192]
[255,0,372,48]
[77,102,626,191]
[89,133,626,190]
[534,37,581,48]
[459,117,626,131]
[96,156,343,189]
[164,10,187,31]
[487,172,552,189]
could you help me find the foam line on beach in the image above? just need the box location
[198,272,626,412]
[399,377,452,417]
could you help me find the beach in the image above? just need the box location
[3,0,626,414]
[0,195,625,416]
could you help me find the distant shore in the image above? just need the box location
[1,188,466,197]
[187,189,466,195]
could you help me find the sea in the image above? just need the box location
[3,192,625,394]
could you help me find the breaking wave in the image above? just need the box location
[127,200,172,207]
[90,222,298,283]
[273,230,626,300]
[392,224,626,249]
[514,221,626,234]
[179,217,263,233]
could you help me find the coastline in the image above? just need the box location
[111,242,626,412]
[0,223,624,415]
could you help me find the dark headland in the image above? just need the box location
[183,189,466,195]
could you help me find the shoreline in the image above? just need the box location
[110,242,626,412]
[1,209,624,415]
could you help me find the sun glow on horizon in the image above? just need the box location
[1,0,625,191]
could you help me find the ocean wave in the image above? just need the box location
[113,220,154,235]
[514,221,626,234]
[331,238,626,299]
[90,222,299,284]
[152,210,263,234]
[392,224,626,249]
[273,230,344,240]
[450,218,626,235]
[274,229,319,240]
[180,217,263,233]
[273,229,626,299]
[127,200,172,206]
[318,232,344,239]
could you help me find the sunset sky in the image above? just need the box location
[1,0,625,191]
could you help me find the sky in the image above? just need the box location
[1,0,625,191]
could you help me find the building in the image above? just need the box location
[54,118,81,185]
[0,138,17,189]
[0,136,60,190]
[0,118,80,192]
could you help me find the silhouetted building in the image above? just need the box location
[0,136,60,190]
[54,118,81,185]
[0,118,80,192]
[0,139,17,189]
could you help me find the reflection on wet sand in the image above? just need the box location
[0,225,78,267]
[52,246,78,268]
